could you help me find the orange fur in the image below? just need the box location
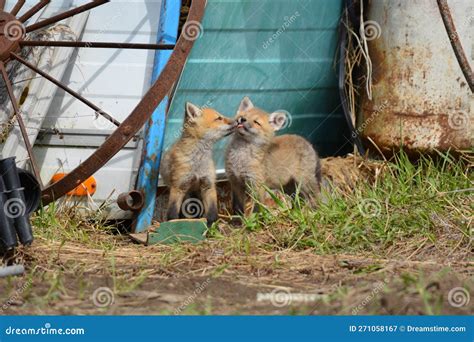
[161,103,234,225]
[225,97,321,214]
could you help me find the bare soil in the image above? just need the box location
[1,229,472,315]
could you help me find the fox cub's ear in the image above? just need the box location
[185,102,203,121]
[269,111,287,131]
[238,96,254,112]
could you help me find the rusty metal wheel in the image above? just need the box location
[0,0,205,205]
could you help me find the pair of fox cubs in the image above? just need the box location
[161,97,322,225]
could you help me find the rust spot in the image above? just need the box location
[360,27,470,156]
[369,44,387,85]
[122,125,132,136]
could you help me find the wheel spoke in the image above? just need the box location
[19,0,50,23]
[0,62,43,188]
[19,40,175,50]
[26,0,109,33]
[11,52,121,127]
[11,0,26,16]
[40,0,207,204]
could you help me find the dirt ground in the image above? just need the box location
[1,156,472,315]
[1,228,472,315]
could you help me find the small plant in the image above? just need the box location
[239,151,472,256]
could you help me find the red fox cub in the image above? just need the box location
[225,97,322,215]
[161,102,235,225]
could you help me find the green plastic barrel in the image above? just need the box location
[164,0,351,171]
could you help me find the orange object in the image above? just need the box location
[50,173,97,196]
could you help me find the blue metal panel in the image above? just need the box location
[133,0,181,233]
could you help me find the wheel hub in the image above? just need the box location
[0,11,23,61]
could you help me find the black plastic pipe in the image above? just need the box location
[0,177,18,251]
[0,157,34,245]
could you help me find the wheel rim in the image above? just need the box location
[0,0,206,205]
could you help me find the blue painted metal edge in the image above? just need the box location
[133,0,182,233]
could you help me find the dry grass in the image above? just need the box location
[1,153,472,315]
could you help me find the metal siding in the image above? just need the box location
[360,0,473,153]
[32,1,163,218]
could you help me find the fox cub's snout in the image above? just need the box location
[233,100,284,144]
[187,103,235,141]
[161,102,234,226]
[226,97,322,215]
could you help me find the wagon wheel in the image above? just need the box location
[0,0,205,205]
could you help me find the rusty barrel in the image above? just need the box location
[359,0,473,154]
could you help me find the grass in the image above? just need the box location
[227,151,472,256]
[32,201,122,251]
[32,151,472,260]
[1,151,472,315]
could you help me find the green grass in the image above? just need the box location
[15,151,470,315]
[235,151,472,255]
[33,151,471,260]
[32,201,121,251]
[29,150,472,266]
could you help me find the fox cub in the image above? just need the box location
[225,97,321,214]
[161,102,234,225]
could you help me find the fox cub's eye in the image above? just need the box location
[215,117,223,121]
[254,120,262,126]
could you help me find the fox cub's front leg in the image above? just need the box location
[229,176,246,216]
[200,178,218,226]
[167,187,187,221]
